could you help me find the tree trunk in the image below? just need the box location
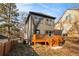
[8,4,11,41]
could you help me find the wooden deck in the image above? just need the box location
[32,34,63,47]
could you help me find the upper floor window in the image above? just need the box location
[66,14,71,20]
[66,14,73,23]
[46,18,54,26]
[34,16,43,25]
[46,19,49,21]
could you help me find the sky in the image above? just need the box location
[16,3,79,22]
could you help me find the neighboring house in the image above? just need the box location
[25,11,55,43]
[55,9,79,37]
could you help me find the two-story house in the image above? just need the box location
[24,11,56,44]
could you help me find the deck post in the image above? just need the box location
[45,41,46,46]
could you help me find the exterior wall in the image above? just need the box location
[55,9,79,37]
[67,20,79,37]
[24,15,34,40]
[37,18,54,34]
[25,14,54,37]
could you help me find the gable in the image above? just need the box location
[55,9,79,35]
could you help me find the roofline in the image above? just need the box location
[25,11,56,24]
[55,8,79,25]
[55,10,67,25]
[67,8,79,10]
[29,11,56,19]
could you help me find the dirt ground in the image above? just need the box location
[7,40,79,56]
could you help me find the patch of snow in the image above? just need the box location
[51,46,62,49]
[0,21,6,25]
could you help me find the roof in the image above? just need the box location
[55,9,79,26]
[0,35,8,39]
[25,11,56,24]
[29,11,56,19]
[53,30,62,35]
[67,8,79,10]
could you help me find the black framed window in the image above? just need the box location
[34,29,40,34]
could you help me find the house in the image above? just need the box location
[24,11,56,44]
[55,9,79,37]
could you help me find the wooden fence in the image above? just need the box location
[0,39,18,56]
